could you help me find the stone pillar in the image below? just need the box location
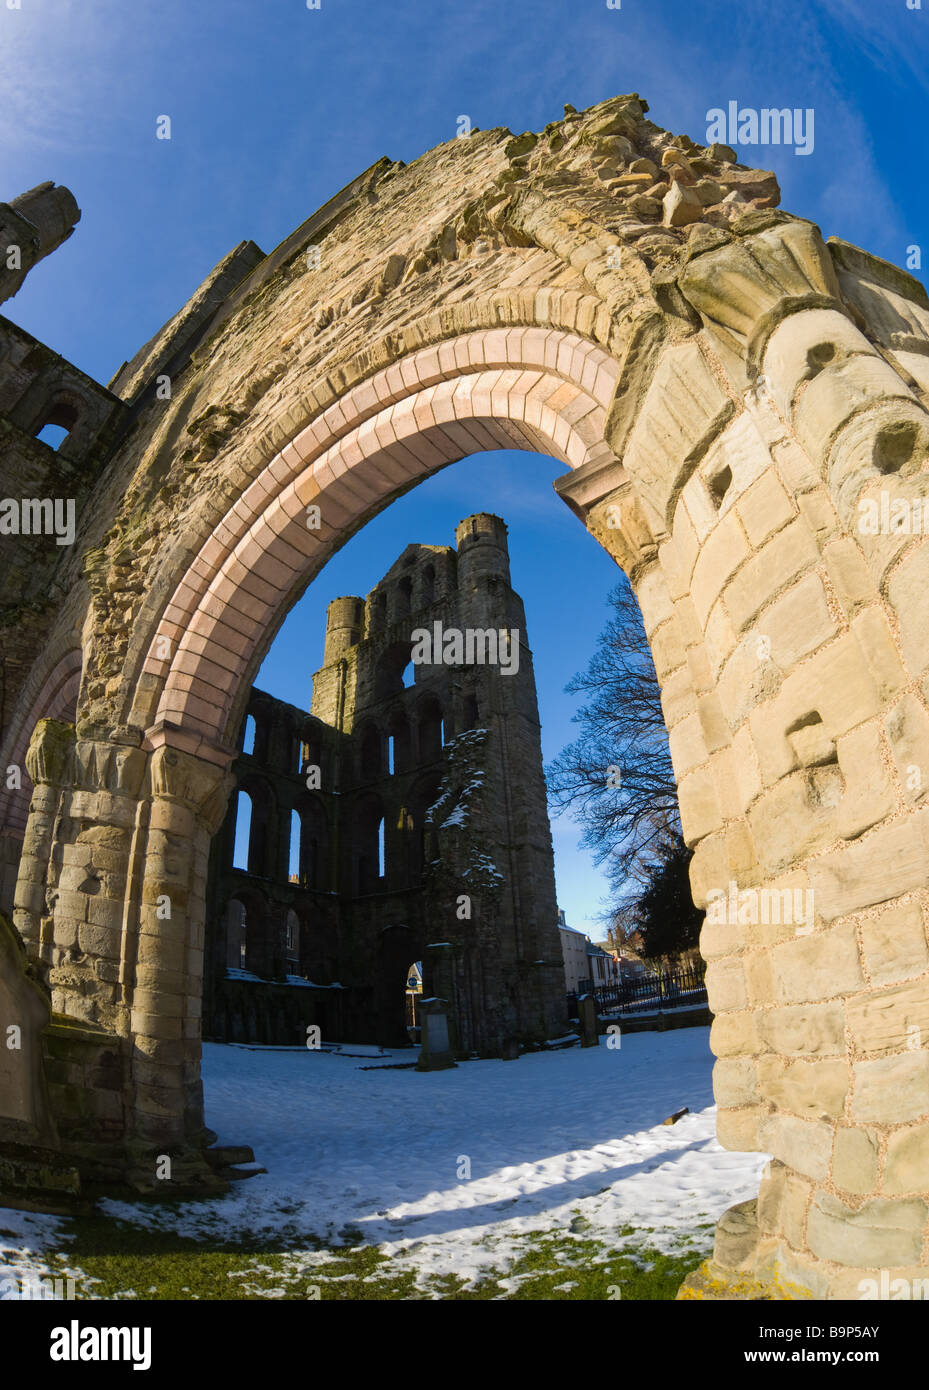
[132,731,234,1155]
[15,718,75,965]
[669,217,929,1298]
[558,215,929,1297]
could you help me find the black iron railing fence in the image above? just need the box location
[568,962,708,1017]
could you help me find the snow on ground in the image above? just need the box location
[0,1027,770,1295]
[116,1027,768,1289]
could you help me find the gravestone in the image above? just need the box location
[577,995,599,1049]
[415,998,457,1072]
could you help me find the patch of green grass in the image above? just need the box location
[39,1209,707,1301]
[442,1229,705,1300]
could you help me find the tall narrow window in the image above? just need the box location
[388,735,395,775]
[377,816,386,879]
[233,791,253,870]
[243,714,257,756]
[289,809,301,882]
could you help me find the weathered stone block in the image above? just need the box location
[850,1051,929,1124]
[859,900,929,986]
[758,1113,834,1182]
[816,818,929,925]
[759,1001,846,1057]
[710,1006,762,1058]
[832,1125,880,1195]
[882,1123,929,1196]
[771,922,863,1005]
[807,1192,928,1269]
[846,978,929,1057]
[757,1056,848,1120]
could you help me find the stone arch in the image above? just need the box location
[6,93,929,1298]
[234,773,277,878]
[374,922,423,1048]
[126,327,616,744]
[374,641,415,703]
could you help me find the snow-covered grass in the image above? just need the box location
[0,1027,770,1300]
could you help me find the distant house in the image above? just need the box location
[586,939,619,991]
[557,909,620,993]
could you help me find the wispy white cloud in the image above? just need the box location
[815,0,929,97]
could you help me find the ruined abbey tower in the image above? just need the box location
[204,513,566,1052]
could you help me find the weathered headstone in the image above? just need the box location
[415,998,457,1072]
[577,994,599,1049]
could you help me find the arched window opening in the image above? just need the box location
[377,816,386,879]
[397,575,412,618]
[247,712,270,762]
[34,401,79,451]
[376,643,414,700]
[388,735,395,776]
[234,778,274,876]
[233,790,253,870]
[405,959,423,1034]
[35,422,70,450]
[401,660,415,689]
[289,809,301,882]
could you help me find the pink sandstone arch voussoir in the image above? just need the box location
[138,328,619,744]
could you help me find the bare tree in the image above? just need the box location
[545,577,681,927]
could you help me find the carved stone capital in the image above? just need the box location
[24,719,75,789]
[148,745,235,835]
[586,480,661,581]
[72,738,148,799]
[680,218,845,368]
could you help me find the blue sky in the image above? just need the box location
[2,0,926,935]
